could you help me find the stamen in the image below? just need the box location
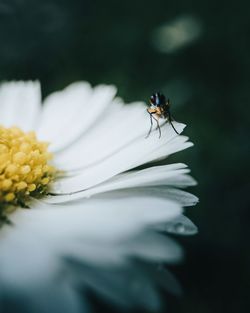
[0,126,56,214]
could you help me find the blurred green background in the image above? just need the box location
[0,0,249,312]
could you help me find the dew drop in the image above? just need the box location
[174,222,186,233]
[165,216,198,235]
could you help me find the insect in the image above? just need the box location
[146,92,179,138]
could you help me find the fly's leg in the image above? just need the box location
[168,113,179,135]
[146,111,153,138]
[146,111,162,139]
[152,115,161,138]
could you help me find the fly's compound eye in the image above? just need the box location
[150,95,156,105]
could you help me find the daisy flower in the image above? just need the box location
[0,81,198,313]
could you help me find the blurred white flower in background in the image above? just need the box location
[152,15,202,53]
[0,81,198,313]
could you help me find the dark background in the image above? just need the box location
[0,0,249,312]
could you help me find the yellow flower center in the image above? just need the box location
[0,126,55,214]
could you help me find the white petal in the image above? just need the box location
[45,163,196,204]
[0,196,182,312]
[73,264,163,310]
[2,194,183,306]
[54,100,147,170]
[37,83,117,152]
[18,194,182,247]
[54,106,187,173]
[125,231,183,263]
[0,81,41,131]
[164,215,198,236]
[138,135,193,166]
[52,130,191,194]
[0,230,84,313]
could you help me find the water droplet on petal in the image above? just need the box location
[174,223,186,233]
[165,215,198,236]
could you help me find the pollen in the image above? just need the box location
[0,126,56,210]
